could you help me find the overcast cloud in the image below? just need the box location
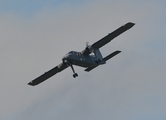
[0,0,166,120]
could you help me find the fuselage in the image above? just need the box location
[62,51,97,67]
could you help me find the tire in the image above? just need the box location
[75,73,78,77]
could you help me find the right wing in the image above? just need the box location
[28,63,68,86]
[92,22,135,49]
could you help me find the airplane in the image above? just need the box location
[28,22,135,86]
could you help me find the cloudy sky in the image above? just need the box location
[0,0,166,120]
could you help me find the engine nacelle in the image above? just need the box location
[82,46,93,55]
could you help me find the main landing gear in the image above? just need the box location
[70,64,78,78]
[63,60,78,78]
[73,73,78,78]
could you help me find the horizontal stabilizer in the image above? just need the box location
[85,50,121,72]
[103,50,121,61]
[84,65,98,72]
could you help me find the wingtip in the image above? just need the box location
[114,50,121,55]
[126,22,135,27]
[27,81,35,86]
[116,50,122,53]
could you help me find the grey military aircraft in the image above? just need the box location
[28,22,135,86]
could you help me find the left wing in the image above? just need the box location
[28,63,68,86]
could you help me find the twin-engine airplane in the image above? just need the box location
[28,22,135,86]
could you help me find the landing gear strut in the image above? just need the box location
[63,60,78,78]
[70,64,78,78]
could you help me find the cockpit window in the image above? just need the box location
[69,51,74,54]
[68,51,75,54]
[67,51,79,55]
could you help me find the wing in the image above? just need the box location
[92,22,135,49]
[28,63,68,86]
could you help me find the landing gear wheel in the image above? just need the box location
[75,73,78,77]
[73,73,78,78]
[73,74,76,78]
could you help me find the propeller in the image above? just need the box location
[85,41,93,54]
[86,41,89,47]
[82,41,93,55]
[85,41,90,51]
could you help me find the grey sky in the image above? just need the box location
[0,1,166,120]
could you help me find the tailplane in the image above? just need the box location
[85,50,121,72]
[103,51,121,61]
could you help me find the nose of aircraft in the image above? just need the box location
[62,54,70,61]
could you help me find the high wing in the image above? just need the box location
[91,22,135,49]
[28,63,68,86]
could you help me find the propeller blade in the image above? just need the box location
[86,41,89,47]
